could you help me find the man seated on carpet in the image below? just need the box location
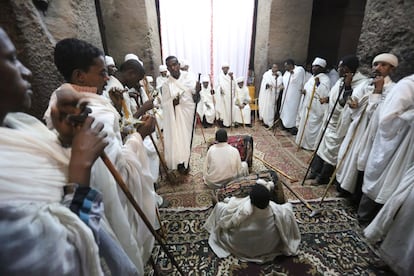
[203,128,249,188]
[204,183,301,263]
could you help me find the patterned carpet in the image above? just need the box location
[145,200,392,275]
[156,121,337,208]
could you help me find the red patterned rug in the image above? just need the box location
[156,122,337,208]
[145,199,393,275]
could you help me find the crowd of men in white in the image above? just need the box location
[1,24,413,275]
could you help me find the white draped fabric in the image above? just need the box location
[204,197,301,263]
[363,74,414,204]
[162,72,196,169]
[258,70,282,127]
[44,84,157,272]
[233,83,251,124]
[338,77,394,194]
[0,112,102,276]
[197,83,216,124]
[295,73,330,150]
[279,66,306,128]
[317,72,367,166]
[159,0,254,84]
[364,164,414,276]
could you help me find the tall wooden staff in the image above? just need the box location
[297,77,318,151]
[209,74,217,121]
[273,72,292,132]
[230,73,234,130]
[187,74,202,167]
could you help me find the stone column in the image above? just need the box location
[357,0,414,80]
[99,0,162,76]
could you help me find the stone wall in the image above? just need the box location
[357,0,414,80]
[99,0,162,77]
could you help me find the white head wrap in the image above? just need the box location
[146,76,153,83]
[105,55,115,66]
[236,77,244,83]
[372,53,398,67]
[201,75,209,82]
[124,53,143,66]
[312,57,327,68]
[222,63,230,68]
[159,65,167,72]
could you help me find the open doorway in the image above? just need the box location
[307,0,366,68]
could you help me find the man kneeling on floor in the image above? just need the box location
[204,183,301,263]
[203,128,249,188]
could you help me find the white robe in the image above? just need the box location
[364,164,414,276]
[216,71,236,127]
[44,84,157,271]
[161,71,196,169]
[258,69,282,127]
[317,72,367,166]
[363,74,414,204]
[203,142,248,188]
[233,84,251,125]
[204,197,301,263]
[296,73,330,150]
[339,77,394,194]
[279,65,305,128]
[197,84,216,124]
[0,112,102,276]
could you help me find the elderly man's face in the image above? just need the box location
[372,61,394,77]
[222,66,229,75]
[0,29,32,114]
[312,65,324,75]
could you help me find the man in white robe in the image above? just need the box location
[156,64,169,94]
[296,57,330,150]
[279,59,305,134]
[197,75,216,127]
[216,64,236,127]
[233,77,251,126]
[364,164,414,276]
[162,55,201,173]
[44,38,158,272]
[337,54,398,201]
[0,29,107,275]
[358,73,414,225]
[258,64,283,128]
[204,184,301,263]
[203,128,248,188]
[309,55,367,185]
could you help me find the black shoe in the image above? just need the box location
[289,127,298,135]
[306,172,317,180]
[177,163,186,173]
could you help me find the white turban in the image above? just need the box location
[312,57,327,68]
[222,63,230,68]
[105,55,115,66]
[201,75,209,82]
[146,76,153,83]
[159,65,167,72]
[124,53,143,66]
[372,53,398,67]
[236,77,244,83]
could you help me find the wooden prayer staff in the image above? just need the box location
[101,152,184,275]
[297,78,318,151]
[254,154,297,182]
[317,107,367,207]
[253,155,315,213]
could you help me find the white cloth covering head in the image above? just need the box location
[222,63,230,68]
[372,53,398,67]
[105,55,115,66]
[159,64,167,72]
[236,77,244,84]
[146,75,153,83]
[201,75,210,83]
[312,57,327,68]
[124,53,143,66]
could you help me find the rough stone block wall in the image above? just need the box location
[357,0,414,80]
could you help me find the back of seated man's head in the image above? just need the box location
[249,184,271,209]
[215,128,228,143]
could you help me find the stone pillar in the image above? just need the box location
[99,0,162,77]
[254,0,313,92]
[357,0,414,80]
